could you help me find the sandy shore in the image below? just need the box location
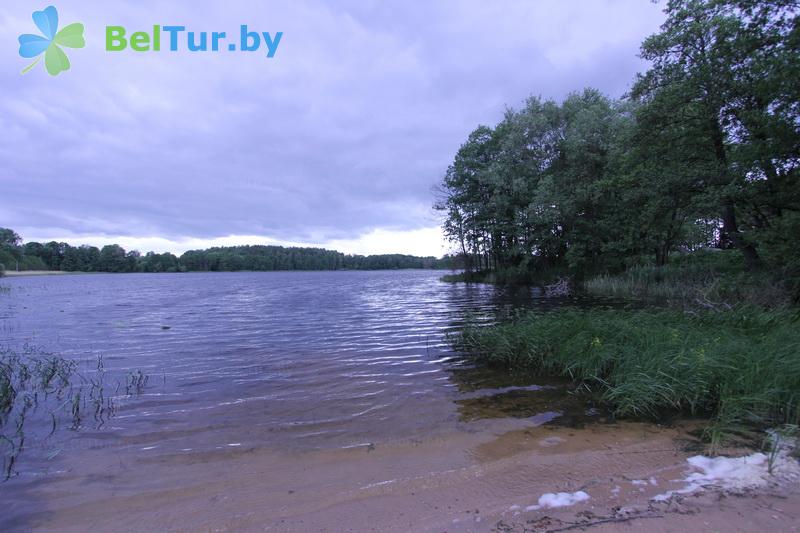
[3,420,798,532]
[1,270,71,277]
[494,487,800,532]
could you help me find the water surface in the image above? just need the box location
[0,270,623,529]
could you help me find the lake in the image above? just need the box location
[0,270,641,531]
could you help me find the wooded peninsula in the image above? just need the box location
[435,0,798,296]
[442,0,800,451]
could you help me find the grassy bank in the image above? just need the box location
[585,250,794,308]
[458,307,800,448]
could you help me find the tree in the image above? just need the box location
[0,228,21,249]
[0,228,22,271]
[632,0,799,270]
[98,244,129,272]
[43,242,67,270]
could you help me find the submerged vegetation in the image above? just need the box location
[0,346,149,480]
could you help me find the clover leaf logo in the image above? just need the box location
[18,6,85,76]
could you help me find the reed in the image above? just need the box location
[457,307,800,450]
[585,250,791,309]
[1,346,149,479]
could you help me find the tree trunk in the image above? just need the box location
[709,117,762,271]
[655,245,668,267]
[458,231,471,273]
[720,200,762,270]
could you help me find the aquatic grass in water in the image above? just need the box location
[0,346,150,479]
[0,345,77,478]
[457,308,800,449]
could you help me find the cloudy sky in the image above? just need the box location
[1,1,665,256]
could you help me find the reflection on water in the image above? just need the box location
[0,271,623,481]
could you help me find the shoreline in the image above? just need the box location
[1,268,455,278]
[1,270,74,277]
[3,419,798,531]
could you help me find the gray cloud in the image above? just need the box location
[0,0,665,254]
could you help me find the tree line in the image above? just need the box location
[436,0,799,286]
[0,229,450,273]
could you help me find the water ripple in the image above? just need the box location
[0,271,624,461]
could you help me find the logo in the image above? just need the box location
[105,26,282,57]
[16,7,282,76]
[18,6,85,76]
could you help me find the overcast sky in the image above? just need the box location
[1,1,666,256]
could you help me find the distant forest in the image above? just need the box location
[0,228,451,273]
[435,1,799,285]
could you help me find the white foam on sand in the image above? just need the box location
[525,491,590,511]
[653,450,800,502]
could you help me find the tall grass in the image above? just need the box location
[585,250,790,308]
[457,308,800,450]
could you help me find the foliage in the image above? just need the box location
[436,0,800,283]
[0,228,452,273]
[179,246,447,271]
[0,229,22,274]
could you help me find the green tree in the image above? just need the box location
[632,0,799,269]
[98,244,128,272]
[0,228,22,271]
